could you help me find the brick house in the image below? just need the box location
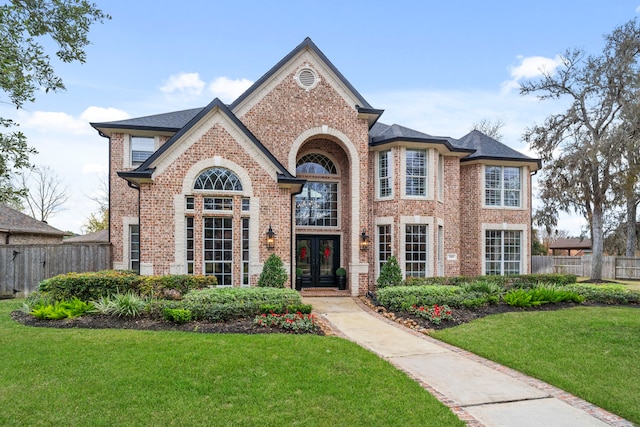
[0,205,67,245]
[91,38,540,295]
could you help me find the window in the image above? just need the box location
[406,149,427,196]
[485,166,521,207]
[295,182,338,227]
[203,197,233,211]
[186,217,194,274]
[405,224,428,277]
[194,168,243,191]
[437,225,444,276]
[485,230,522,275]
[242,198,250,212]
[296,153,336,175]
[204,217,233,286]
[129,224,140,273]
[186,196,194,210]
[242,218,250,286]
[438,154,444,201]
[378,225,392,274]
[131,136,154,165]
[378,150,392,198]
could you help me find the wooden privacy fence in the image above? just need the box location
[0,244,111,297]
[532,255,640,280]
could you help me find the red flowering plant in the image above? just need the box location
[409,304,453,325]
[253,311,319,333]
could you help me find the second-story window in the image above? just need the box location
[405,149,427,197]
[378,150,392,198]
[485,166,521,207]
[131,136,155,165]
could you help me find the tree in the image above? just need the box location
[19,165,69,221]
[0,1,109,203]
[521,18,640,281]
[257,253,287,288]
[83,176,108,233]
[530,228,547,256]
[377,255,402,288]
[471,118,505,140]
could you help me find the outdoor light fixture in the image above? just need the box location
[360,229,369,251]
[265,224,275,249]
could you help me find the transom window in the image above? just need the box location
[296,153,337,175]
[485,230,522,275]
[485,166,521,207]
[194,168,243,191]
[406,149,427,196]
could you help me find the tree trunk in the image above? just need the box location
[626,197,638,257]
[591,206,604,281]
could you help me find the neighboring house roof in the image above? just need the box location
[0,205,66,236]
[456,130,541,170]
[63,229,108,244]
[549,238,592,250]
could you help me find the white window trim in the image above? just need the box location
[374,217,394,280]
[400,147,434,200]
[375,149,393,200]
[481,223,529,275]
[482,165,526,210]
[115,216,139,271]
[399,215,435,279]
[124,134,158,169]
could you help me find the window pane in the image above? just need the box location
[378,225,392,274]
[204,216,233,286]
[129,224,140,273]
[295,182,338,227]
[131,136,154,164]
[296,153,337,175]
[406,149,427,196]
[379,150,391,198]
[194,168,243,191]
[485,230,521,275]
[405,224,428,277]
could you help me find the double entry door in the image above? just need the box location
[296,235,340,288]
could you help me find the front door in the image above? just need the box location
[296,235,340,288]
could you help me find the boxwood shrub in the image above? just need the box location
[402,274,577,289]
[376,286,467,311]
[38,270,140,302]
[133,275,217,298]
[564,283,640,304]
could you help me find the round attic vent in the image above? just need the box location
[296,68,318,89]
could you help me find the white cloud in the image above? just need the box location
[17,106,130,135]
[501,55,564,93]
[160,72,206,100]
[208,77,253,103]
[80,106,130,123]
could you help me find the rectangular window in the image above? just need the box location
[437,225,444,276]
[295,182,338,227]
[186,217,194,274]
[131,136,154,165]
[203,197,233,211]
[204,217,233,286]
[241,197,250,212]
[485,230,522,275]
[186,196,194,210]
[406,149,427,196]
[378,224,392,274]
[405,224,428,277]
[438,154,444,201]
[242,218,250,286]
[129,224,140,273]
[485,166,521,207]
[378,150,392,198]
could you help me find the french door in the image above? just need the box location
[296,235,340,288]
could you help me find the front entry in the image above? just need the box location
[296,235,340,288]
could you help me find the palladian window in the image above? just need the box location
[295,154,339,227]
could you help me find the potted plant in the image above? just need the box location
[336,267,347,290]
[295,267,303,290]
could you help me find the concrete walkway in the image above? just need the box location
[302,297,633,427]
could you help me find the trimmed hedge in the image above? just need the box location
[36,271,217,302]
[159,287,303,322]
[564,284,640,304]
[376,286,468,311]
[402,274,578,288]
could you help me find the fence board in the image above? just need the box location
[0,244,111,297]
[532,255,640,280]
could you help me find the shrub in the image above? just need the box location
[133,275,217,299]
[257,254,288,288]
[376,285,466,311]
[38,270,140,301]
[409,304,453,325]
[564,284,640,304]
[163,308,192,324]
[377,256,403,288]
[30,297,94,320]
[461,280,503,296]
[503,286,584,307]
[258,303,313,315]
[253,312,319,333]
[108,292,147,317]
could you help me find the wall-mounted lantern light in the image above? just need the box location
[360,229,369,251]
[266,224,275,249]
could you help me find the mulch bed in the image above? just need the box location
[10,310,328,335]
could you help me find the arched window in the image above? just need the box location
[194,168,243,191]
[296,153,337,175]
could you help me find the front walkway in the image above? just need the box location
[302,297,633,427]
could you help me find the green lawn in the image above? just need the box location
[432,306,640,424]
[0,300,463,427]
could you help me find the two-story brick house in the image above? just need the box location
[91,38,540,295]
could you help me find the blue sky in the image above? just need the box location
[3,0,639,234]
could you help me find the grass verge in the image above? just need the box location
[431,306,640,424]
[0,300,463,427]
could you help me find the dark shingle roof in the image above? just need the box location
[456,130,541,167]
[369,122,472,154]
[0,205,66,236]
[549,238,592,250]
[63,229,108,244]
[91,108,203,132]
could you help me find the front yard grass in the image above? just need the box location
[431,306,640,424]
[0,299,464,427]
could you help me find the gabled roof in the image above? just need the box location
[230,37,375,112]
[92,108,203,134]
[549,238,592,250]
[117,98,301,186]
[370,122,472,154]
[456,130,541,169]
[0,205,66,236]
[63,229,109,244]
